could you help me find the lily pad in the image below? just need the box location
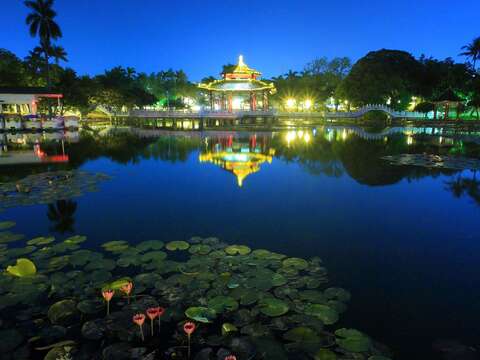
[64,235,87,245]
[47,299,78,325]
[27,236,55,246]
[324,287,351,302]
[185,306,217,323]
[136,240,164,252]
[283,326,320,343]
[0,221,16,230]
[282,257,309,270]
[189,244,212,255]
[304,304,338,325]
[315,349,337,360]
[141,251,167,262]
[258,298,289,317]
[225,245,251,255]
[335,328,372,353]
[208,296,239,313]
[221,323,238,336]
[102,277,133,292]
[6,258,37,277]
[166,241,190,251]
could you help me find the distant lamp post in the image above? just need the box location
[304,99,312,111]
[285,98,296,110]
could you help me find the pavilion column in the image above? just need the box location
[221,93,226,111]
[209,91,214,111]
[444,103,449,120]
[228,93,233,113]
[263,91,268,111]
[252,93,257,111]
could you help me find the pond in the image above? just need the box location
[1,125,480,360]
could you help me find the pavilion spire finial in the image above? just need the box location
[238,54,245,67]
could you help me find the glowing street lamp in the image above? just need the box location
[304,99,312,110]
[285,98,296,110]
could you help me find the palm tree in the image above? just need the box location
[460,36,480,72]
[24,0,62,88]
[48,44,68,65]
[468,94,480,120]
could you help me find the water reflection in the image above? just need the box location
[47,199,77,233]
[199,134,274,186]
[2,126,480,190]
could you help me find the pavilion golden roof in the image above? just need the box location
[198,55,276,94]
[232,55,261,75]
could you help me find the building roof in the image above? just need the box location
[198,78,275,92]
[232,55,261,76]
[198,55,276,94]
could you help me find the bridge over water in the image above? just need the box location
[102,104,425,120]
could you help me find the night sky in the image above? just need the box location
[2,0,479,80]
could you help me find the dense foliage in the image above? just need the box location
[0,0,478,116]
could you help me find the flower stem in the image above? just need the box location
[106,301,110,316]
[158,318,161,334]
[140,325,144,342]
[150,319,154,336]
[188,334,191,359]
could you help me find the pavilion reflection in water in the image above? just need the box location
[199,134,275,187]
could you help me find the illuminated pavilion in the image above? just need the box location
[198,55,276,112]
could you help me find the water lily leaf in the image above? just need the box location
[368,357,392,360]
[0,221,15,230]
[136,240,164,252]
[208,296,239,313]
[272,273,288,287]
[221,323,238,336]
[304,304,338,325]
[283,326,320,343]
[315,349,337,360]
[0,232,24,244]
[102,277,133,292]
[35,340,76,351]
[101,241,129,252]
[6,258,37,277]
[189,244,212,255]
[324,287,351,302]
[225,245,251,255]
[77,299,103,315]
[27,237,55,246]
[166,241,190,251]
[141,251,167,262]
[63,235,87,245]
[185,306,217,323]
[47,300,77,325]
[335,328,372,353]
[282,257,308,270]
[258,298,289,317]
[84,258,116,271]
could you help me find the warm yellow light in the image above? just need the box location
[304,99,312,110]
[285,131,296,145]
[286,98,296,109]
[304,133,311,143]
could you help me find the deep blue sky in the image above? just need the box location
[2,0,479,81]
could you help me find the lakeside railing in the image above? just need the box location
[104,105,426,120]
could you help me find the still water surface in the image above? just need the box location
[2,125,480,359]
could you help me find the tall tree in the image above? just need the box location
[24,0,62,88]
[338,49,422,109]
[460,36,480,71]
